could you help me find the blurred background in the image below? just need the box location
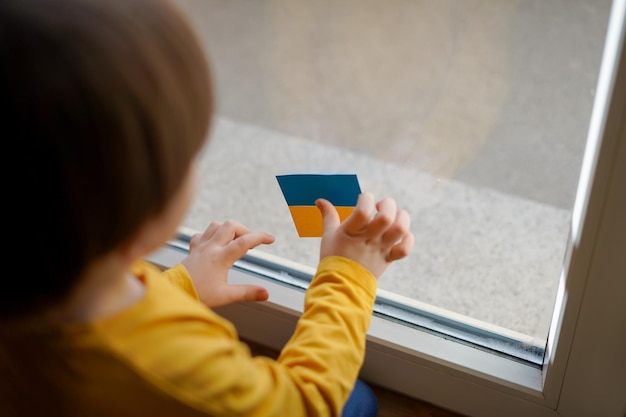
[174,0,612,341]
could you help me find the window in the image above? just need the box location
[149,1,626,415]
[174,0,612,346]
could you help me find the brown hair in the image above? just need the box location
[0,0,213,317]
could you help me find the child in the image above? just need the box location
[0,0,414,416]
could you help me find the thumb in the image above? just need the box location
[219,285,269,307]
[316,198,340,233]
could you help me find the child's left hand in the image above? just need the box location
[181,221,275,308]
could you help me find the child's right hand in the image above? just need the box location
[316,193,414,279]
[181,221,275,308]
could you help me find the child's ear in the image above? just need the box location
[119,165,198,265]
[116,227,147,266]
[117,217,169,266]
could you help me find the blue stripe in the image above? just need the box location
[276,174,361,206]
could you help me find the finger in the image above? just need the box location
[341,193,375,235]
[316,198,340,233]
[219,285,269,306]
[227,232,275,254]
[202,221,223,238]
[387,231,415,262]
[188,232,203,250]
[212,220,252,244]
[224,232,276,263]
[362,197,397,239]
[381,209,411,247]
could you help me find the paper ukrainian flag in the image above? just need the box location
[276,174,362,237]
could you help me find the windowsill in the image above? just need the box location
[145,244,549,408]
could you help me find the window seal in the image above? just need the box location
[171,230,544,367]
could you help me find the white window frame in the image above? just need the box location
[146,1,626,415]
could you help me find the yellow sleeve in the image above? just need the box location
[131,259,200,301]
[108,256,376,417]
[277,256,377,414]
[159,263,200,301]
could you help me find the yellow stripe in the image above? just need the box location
[288,206,355,237]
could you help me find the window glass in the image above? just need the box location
[176,0,612,341]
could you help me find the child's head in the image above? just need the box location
[0,0,213,317]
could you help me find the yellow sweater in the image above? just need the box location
[0,256,377,417]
